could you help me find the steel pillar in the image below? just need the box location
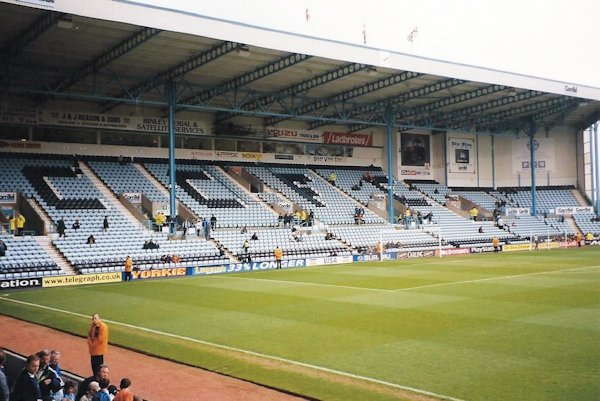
[491,135,496,189]
[166,81,177,233]
[386,104,395,223]
[590,122,600,215]
[529,123,537,216]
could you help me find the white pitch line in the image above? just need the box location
[0,297,466,401]
[391,264,600,292]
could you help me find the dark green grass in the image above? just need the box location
[1,247,599,401]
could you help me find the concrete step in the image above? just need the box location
[35,235,76,275]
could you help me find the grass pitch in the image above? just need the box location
[1,247,599,401]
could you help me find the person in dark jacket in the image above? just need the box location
[57,218,67,238]
[35,349,62,400]
[0,239,7,258]
[11,354,42,401]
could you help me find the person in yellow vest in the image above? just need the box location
[154,212,166,232]
[124,256,133,281]
[300,210,307,225]
[274,246,283,269]
[575,232,583,247]
[16,213,25,235]
[585,232,594,242]
[9,215,16,235]
[492,236,500,253]
[328,172,336,185]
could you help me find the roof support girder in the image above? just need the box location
[314,77,466,131]
[267,70,425,127]
[178,52,312,108]
[101,41,240,112]
[1,11,65,59]
[53,27,162,94]
[214,62,368,124]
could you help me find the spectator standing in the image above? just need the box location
[273,246,283,269]
[77,366,108,401]
[0,239,6,258]
[124,256,133,281]
[575,232,583,247]
[375,241,384,260]
[57,218,67,238]
[94,379,111,401]
[242,239,250,258]
[11,354,41,401]
[62,381,77,401]
[154,212,165,232]
[0,349,8,401]
[102,216,109,233]
[87,314,109,375]
[182,220,190,238]
[35,349,62,400]
[49,350,62,378]
[16,212,26,236]
[210,214,217,230]
[79,381,100,401]
[112,378,133,401]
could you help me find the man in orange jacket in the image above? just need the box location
[274,246,283,269]
[87,313,109,375]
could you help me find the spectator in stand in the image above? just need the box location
[95,379,111,401]
[182,220,190,238]
[112,378,133,401]
[328,172,336,185]
[154,212,166,232]
[194,219,202,237]
[49,350,62,378]
[0,239,6,258]
[478,226,484,234]
[72,219,80,232]
[242,239,250,256]
[87,235,96,247]
[171,254,180,264]
[0,349,8,401]
[202,218,210,239]
[57,218,67,238]
[160,255,172,264]
[273,246,283,269]
[79,381,100,401]
[102,216,109,233]
[241,226,248,234]
[87,314,109,375]
[497,217,505,229]
[124,256,133,281]
[62,381,77,401]
[16,212,26,236]
[11,354,41,401]
[300,210,307,226]
[210,214,217,230]
[251,232,259,241]
[77,365,109,401]
[35,349,62,400]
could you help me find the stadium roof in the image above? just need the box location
[1,2,599,136]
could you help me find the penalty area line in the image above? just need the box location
[0,297,465,401]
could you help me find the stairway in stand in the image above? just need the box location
[79,162,148,232]
[34,235,76,275]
